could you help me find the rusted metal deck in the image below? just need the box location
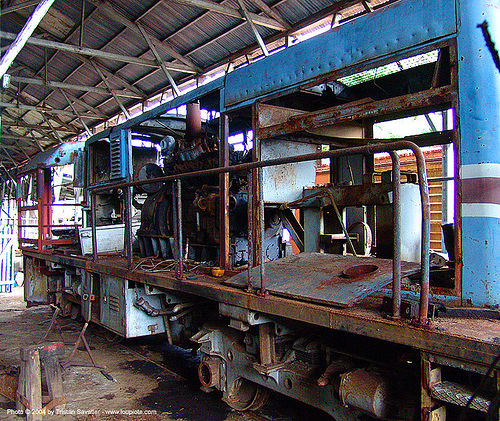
[23,250,500,370]
[224,253,420,307]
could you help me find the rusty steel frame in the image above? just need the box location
[390,152,402,319]
[87,139,431,324]
[21,247,499,370]
[17,168,80,251]
[218,114,230,271]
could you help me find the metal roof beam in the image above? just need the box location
[107,0,288,102]
[9,75,143,99]
[60,90,92,135]
[78,56,148,99]
[2,126,46,152]
[1,133,55,144]
[1,113,76,137]
[192,0,362,75]
[0,0,40,15]
[236,0,269,56]
[5,0,197,127]
[246,0,291,30]
[3,121,77,134]
[0,0,56,78]
[59,90,108,119]
[0,130,41,152]
[87,0,200,73]
[0,100,103,118]
[0,31,196,71]
[0,134,40,151]
[137,23,181,96]
[168,0,286,31]
[89,62,130,119]
[40,113,63,143]
[0,142,33,152]
[0,146,20,166]
[10,92,82,132]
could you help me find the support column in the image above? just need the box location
[457,0,500,307]
[219,114,230,270]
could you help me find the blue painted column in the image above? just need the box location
[457,0,500,306]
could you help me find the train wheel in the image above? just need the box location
[224,378,270,411]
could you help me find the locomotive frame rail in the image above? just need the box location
[21,248,500,371]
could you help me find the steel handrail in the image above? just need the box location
[86,140,431,325]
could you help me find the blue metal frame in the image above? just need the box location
[457,0,500,306]
[18,141,84,173]
[223,0,457,109]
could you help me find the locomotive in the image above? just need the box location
[15,0,500,419]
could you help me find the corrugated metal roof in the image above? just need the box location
[0,0,395,167]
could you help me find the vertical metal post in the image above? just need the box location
[251,104,262,273]
[390,152,401,319]
[176,179,183,280]
[412,148,431,325]
[36,171,43,251]
[123,186,133,268]
[17,177,22,248]
[90,192,98,260]
[219,114,230,270]
[258,167,266,294]
[247,171,254,290]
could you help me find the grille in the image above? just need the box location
[108,294,120,312]
[110,136,123,180]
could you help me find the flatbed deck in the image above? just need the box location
[24,249,500,370]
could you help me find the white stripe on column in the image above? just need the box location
[462,203,500,218]
[460,163,500,179]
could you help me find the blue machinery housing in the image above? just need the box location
[18,0,500,419]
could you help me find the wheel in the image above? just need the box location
[224,378,270,411]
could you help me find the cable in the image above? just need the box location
[478,21,500,73]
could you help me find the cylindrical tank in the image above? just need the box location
[339,369,390,418]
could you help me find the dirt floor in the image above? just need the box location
[0,287,331,421]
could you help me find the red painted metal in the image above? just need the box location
[17,168,81,252]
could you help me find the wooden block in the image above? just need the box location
[16,354,26,412]
[26,348,42,421]
[43,354,64,409]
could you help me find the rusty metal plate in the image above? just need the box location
[224,253,420,307]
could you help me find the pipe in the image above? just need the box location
[390,152,401,319]
[176,179,184,280]
[124,188,134,268]
[411,148,431,326]
[89,141,428,193]
[186,102,202,140]
[258,168,266,293]
[198,358,220,388]
[0,0,56,79]
[90,193,98,260]
[247,171,254,290]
